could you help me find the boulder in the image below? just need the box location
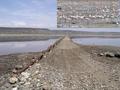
[9,77,18,84]
[105,52,114,57]
[115,52,120,58]
[15,65,23,70]
[98,53,104,56]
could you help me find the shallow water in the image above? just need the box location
[73,38,120,47]
[0,39,57,55]
[55,28,120,32]
[0,38,120,55]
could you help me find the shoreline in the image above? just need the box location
[0,35,120,42]
[0,37,120,74]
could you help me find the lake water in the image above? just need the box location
[55,28,120,32]
[73,38,120,47]
[0,38,120,55]
[0,39,57,55]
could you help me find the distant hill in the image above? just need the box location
[0,27,50,34]
[0,27,120,35]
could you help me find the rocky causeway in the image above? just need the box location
[0,36,120,90]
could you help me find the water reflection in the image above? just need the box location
[0,39,57,55]
[73,38,120,47]
[1,38,120,55]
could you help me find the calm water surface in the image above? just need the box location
[0,38,120,55]
[73,38,120,47]
[0,39,57,55]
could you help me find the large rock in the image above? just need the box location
[115,52,120,58]
[98,53,104,56]
[15,65,23,70]
[9,77,18,84]
[105,52,114,57]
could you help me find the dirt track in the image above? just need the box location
[1,36,120,90]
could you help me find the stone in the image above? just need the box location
[98,53,104,56]
[43,55,47,58]
[24,82,31,85]
[21,72,30,79]
[20,72,30,83]
[57,7,62,10]
[31,59,36,63]
[12,87,18,90]
[15,65,23,70]
[105,52,114,57]
[115,52,120,58]
[35,70,39,74]
[12,69,17,74]
[9,77,18,84]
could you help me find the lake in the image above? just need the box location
[55,28,120,32]
[0,38,120,55]
[0,39,57,55]
[73,38,120,47]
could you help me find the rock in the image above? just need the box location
[105,52,114,57]
[32,56,35,59]
[98,53,104,56]
[12,87,18,90]
[115,52,120,58]
[9,77,18,84]
[24,82,31,85]
[21,72,30,79]
[20,72,30,82]
[41,83,51,90]
[12,69,17,74]
[43,55,47,58]
[35,70,39,74]
[15,65,23,70]
[31,58,36,63]
[57,7,62,10]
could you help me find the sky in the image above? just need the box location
[0,0,56,28]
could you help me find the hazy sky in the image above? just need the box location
[0,0,56,28]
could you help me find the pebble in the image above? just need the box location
[35,71,39,74]
[24,82,31,85]
[12,69,17,74]
[98,53,104,56]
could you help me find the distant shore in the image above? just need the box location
[0,27,120,42]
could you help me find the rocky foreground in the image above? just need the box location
[1,36,120,90]
[57,0,119,28]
